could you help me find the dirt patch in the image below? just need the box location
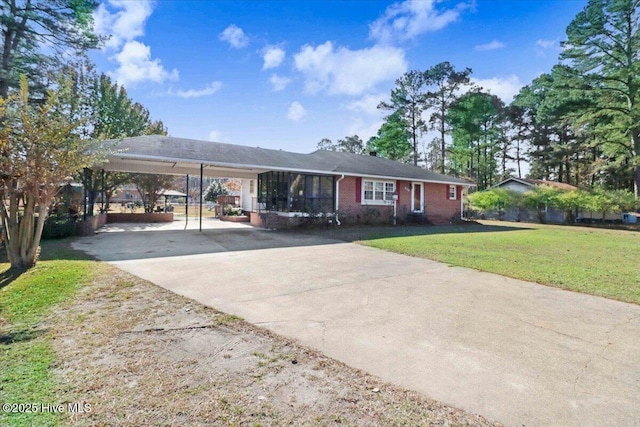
[49,265,499,426]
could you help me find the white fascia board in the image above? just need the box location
[341,172,475,187]
[111,153,475,186]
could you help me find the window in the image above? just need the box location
[249,180,255,194]
[449,185,457,200]
[363,179,395,204]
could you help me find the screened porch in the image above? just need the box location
[257,171,335,214]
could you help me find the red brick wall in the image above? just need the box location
[424,183,461,221]
[107,212,174,223]
[337,176,461,224]
[336,177,413,224]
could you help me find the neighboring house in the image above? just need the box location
[110,184,143,204]
[488,176,620,223]
[493,176,579,193]
[102,135,473,227]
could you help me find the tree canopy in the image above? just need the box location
[0,0,101,98]
[0,76,102,269]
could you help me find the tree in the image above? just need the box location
[468,188,518,213]
[379,70,428,166]
[448,91,505,189]
[131,174,176,213]
[367,111,411,161]
[0,76,101,270]
[560,0,640,197]
[504,105,529,179]
[203,179,230,202]
[315,135,365,154]
[0,0,100,99]
[84,73,167,213]
[424,62,473,173]
[511,66,594,187]
[556,189,590,223]
[522,186,563,223]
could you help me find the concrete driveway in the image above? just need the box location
[73,221,640,426]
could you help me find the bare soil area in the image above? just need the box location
[49,264,499,426]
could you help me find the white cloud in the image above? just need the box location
[345,117,383,142]
[472,75,524,103]
[93,0,154,50]
[287,101,307,121]
[166,81,222,98]
[262,46,286,69]
[535,39,558,56]
[346,93,386,115]
[369,0,469,44]
[219,24,249,48]
[208,130,222,141]
[269,74,291,92]
[109,40,179,88]
[475,40,505,51]
[294,41,407,96]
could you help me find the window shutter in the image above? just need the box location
[457,186,461,200]
[355,177,361,202]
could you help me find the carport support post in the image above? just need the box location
[199,164,203,232]
[100,169,105,213]
[185,175,189,230]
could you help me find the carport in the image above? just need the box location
[94,136,270,232]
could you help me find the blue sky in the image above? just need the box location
[90,0,587,154]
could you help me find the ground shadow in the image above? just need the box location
[38,238,95,262]
[71,227,343,262]
[69,221,534,263]
[0,268,22,291]
[0,328,46,345]
[295,222,534,243]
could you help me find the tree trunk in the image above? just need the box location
[633,130,640,198]
[440,99,446,174]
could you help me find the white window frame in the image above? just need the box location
[449,185,457,200]
[362,179,395,205]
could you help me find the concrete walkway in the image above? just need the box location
[73,223,640,426]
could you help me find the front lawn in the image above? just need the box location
[360,221,640,304]
[0,240,98,427]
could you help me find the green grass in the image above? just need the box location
[361,221,640,304]
[0,239,97,427]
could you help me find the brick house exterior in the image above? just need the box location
[103,136,473,228]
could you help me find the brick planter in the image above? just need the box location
[76,213,108,236]
[107,212,174,223]
[220,215,249,223]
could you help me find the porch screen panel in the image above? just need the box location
[257,172,335,213]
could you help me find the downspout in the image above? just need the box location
[335,174,345,225]
[460,186,464,220]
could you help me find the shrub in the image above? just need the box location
[223,205,243,216]
[41,216,77,239]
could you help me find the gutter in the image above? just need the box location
[335,174,345,225]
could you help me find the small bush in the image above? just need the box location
[41,216,77,239]
[223,205,243,216]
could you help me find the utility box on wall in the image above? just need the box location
[622,212,639,224]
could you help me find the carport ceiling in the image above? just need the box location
[104,156,266,179]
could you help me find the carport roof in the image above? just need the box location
[102,135,472,185]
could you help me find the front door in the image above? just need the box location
[412,182,423,213]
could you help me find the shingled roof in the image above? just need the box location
[106,135,472,186]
